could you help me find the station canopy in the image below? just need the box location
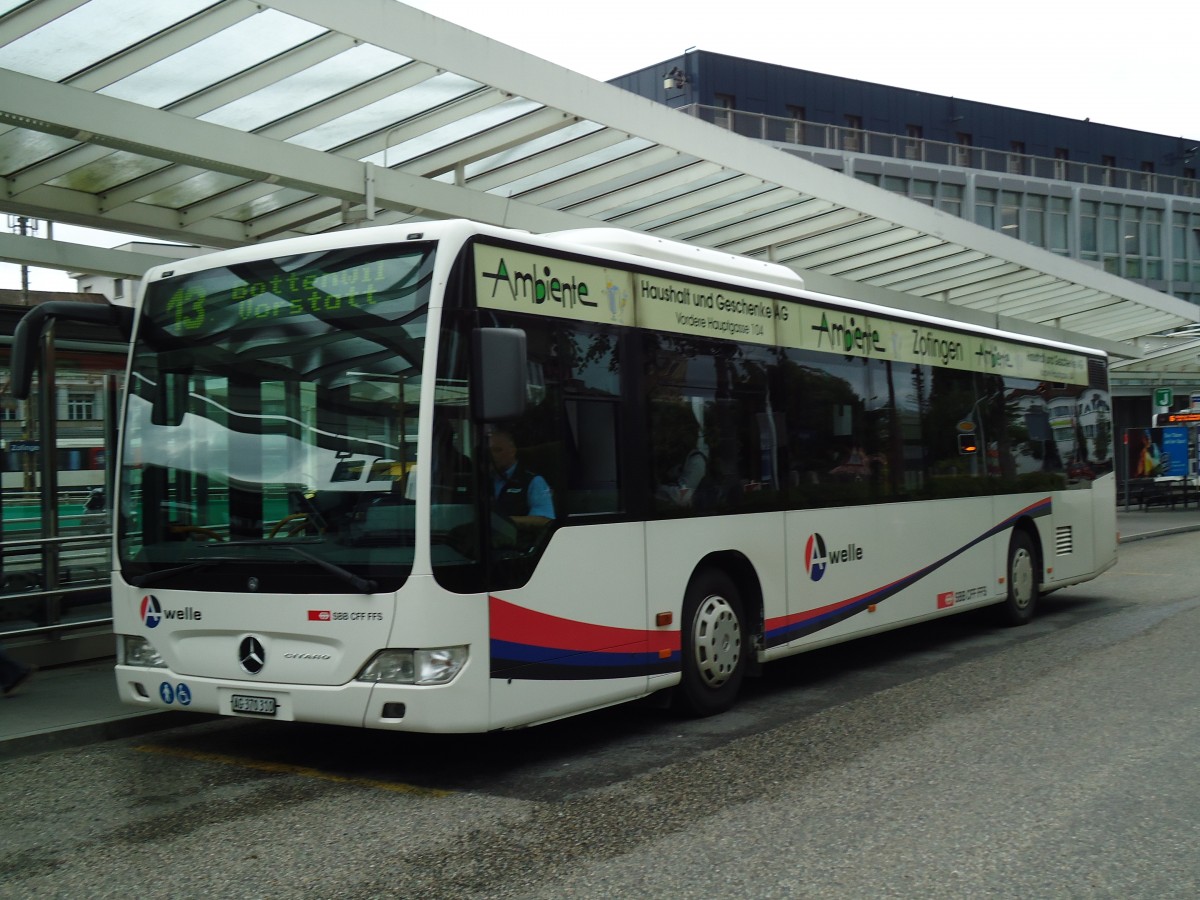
[1,0,1196,358]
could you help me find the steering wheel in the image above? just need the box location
[169,524,224,542]
[268,512,320,538]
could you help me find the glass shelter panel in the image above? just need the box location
[1,347,123,632]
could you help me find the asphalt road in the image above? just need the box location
[2,532,1198,899]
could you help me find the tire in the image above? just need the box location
[676,568,747,716]
[997,529,1039,626]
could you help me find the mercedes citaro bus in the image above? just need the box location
[10,219,1117,731]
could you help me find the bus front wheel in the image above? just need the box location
[997,529,1039,626]
[676,569,746,716]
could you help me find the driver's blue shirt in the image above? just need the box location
[492,463,555,520]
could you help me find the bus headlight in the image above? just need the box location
[414,646,468,685]
[119,635,167,668]
[357,646,467,685]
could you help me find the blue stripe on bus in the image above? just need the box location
[490,640,678,679]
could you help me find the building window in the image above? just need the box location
[1102,155,1116,186]
[912,180,936,206]
[1080,200,1098,261]
[1048,197,1070,255]
[1001,191,1021,237]
[883,175,908,195]
[113,278,124,299]
[1140,161,1155,191]
[1026,194,1045,247]
[844,115,863,151]
[787,105,806,144]
[1144,208,1163,280]
[938,184,963,218]
[67,392,95,421]
[975,188,996,229]
[1192,215,1200,281]
[905,125,923,159]
[714,93,735,130]
[1101,203,1121,274]
[955,132,973,167]
[1172,211,1188,280]
[1124,206,1142,278]
[1008,142,1026,174]
[1054,148,1069,180]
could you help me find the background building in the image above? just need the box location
[614,51,1200,308]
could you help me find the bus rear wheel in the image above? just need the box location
[997,529,1039,626]
[676,569,746,716]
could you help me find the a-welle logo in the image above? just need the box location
[804,533,865,582]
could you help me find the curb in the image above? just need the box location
[0,711,213,761]
[1119,524,1200,543]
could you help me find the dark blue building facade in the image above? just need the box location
[612,51,1198,178]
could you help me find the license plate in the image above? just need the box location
[231,694,277,716]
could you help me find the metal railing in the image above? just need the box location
[1,493,112,636]
[683,104,1200,198]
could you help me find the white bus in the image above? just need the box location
[12,220,1117,731]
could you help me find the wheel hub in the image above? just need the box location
[691,594,741,688]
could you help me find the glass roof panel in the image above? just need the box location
[99,10,324,109]
[363,97,541,168]
[140,171,250,209]
[634,185,779,233]
[232,186,311,222]
[287,72,482,153]
[201,44,413,133]
[47,150,164,193]
[490,137,656,198]
[461,120,607,180]
[0,129,78,175]
[0,0,211,81]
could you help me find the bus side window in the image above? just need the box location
[564,398,620,515]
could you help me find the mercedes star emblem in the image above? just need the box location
[239,636,266,674]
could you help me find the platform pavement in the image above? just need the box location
[2,505,1199,759]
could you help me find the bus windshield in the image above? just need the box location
[117,243,434,594]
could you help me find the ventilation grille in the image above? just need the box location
[1055,525,1074,556]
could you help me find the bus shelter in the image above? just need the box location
[1123,423,1200,509]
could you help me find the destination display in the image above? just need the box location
[475,244,1091,385]
[147,248,429,338]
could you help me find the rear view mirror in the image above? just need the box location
[472,327,527,421]
[11,301,132,399]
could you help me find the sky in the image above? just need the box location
[4,0,1196,291]
[405,0,1197,138]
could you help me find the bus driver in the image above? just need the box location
[488,429,555,534]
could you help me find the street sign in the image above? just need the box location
[1154,387,1172,407]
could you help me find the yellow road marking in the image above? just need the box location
[135,743,451,796]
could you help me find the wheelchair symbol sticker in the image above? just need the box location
[158,681,192,706]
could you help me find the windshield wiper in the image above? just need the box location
[197,541,378,594]
[128,559,227,588]
[282,545,378,594]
